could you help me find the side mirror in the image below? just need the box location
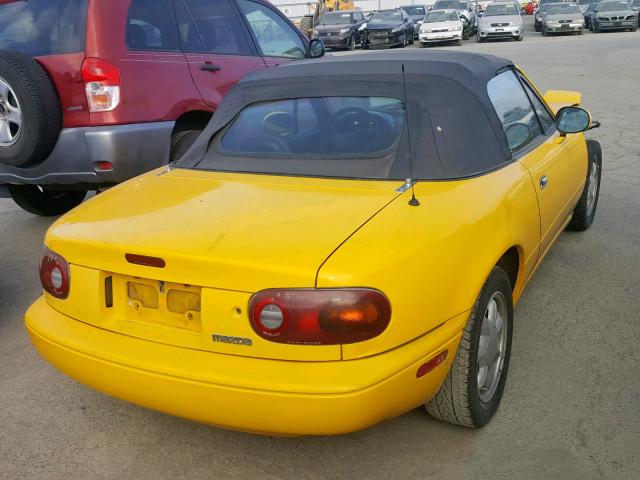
[555,106,592,134]
[308,38,325,58]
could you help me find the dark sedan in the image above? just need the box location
[363,9,415,48]
[591,0,638,31]
[399,4,429,36]
[312,10,367,50]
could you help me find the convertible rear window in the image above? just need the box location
[0,0,88,57]
[219,97,405,156]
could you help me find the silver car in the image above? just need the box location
[419,9,464,45]
[542,2,585,35]
[477,2,524,42]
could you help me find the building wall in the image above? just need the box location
[271,0,437,19]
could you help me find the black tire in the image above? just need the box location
[419,41,425,48]
[0,51,62,167]
[426,267,513,428]
[567,140,602,231]
[348,34,356,51]
[8,185,86,216]
[170,129,202,162]
[477,35,484,43]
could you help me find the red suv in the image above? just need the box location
[0,0,323,216]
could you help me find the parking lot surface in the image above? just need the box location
[1,18,639,480]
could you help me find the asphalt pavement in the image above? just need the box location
[1,17,639,480]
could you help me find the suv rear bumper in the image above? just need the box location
[0,121,174,186]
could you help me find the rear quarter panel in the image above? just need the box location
[317,161,541,360]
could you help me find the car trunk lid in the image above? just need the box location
[45,169,401,360]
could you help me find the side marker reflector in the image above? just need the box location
[416,350,449,378]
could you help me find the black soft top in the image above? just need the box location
[178,51,516,180]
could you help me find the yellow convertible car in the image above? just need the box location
[26,52,602,436]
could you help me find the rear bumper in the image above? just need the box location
[315,35,352,48]
[544,24,584,32]
[478,25,521,39]
[0,121,174,186]
[419,31,463,43]
[25,297,462,436]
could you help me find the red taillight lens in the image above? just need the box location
[39,248,70,299]
[249,289,391,345]
[81,57,120,112]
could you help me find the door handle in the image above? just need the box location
[199,63,222,72]
[539,175,548,190]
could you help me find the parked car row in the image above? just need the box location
[313,0,639,51]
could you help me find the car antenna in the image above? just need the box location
[401,63,420,207]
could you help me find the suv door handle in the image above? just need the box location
[200,63,222,72]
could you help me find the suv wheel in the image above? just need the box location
[8,185,86,217]
[170,130,202,162]
[0,51,62,167]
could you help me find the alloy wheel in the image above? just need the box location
[0,76,22,147]
[586,159,599,216]
[477,291,508,403]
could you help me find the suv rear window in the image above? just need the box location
[0,0,88,57]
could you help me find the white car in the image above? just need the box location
[419,9,464,45]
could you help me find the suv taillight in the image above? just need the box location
[39,248,70,299]
[249,289,391,345]
[81,57,120,112]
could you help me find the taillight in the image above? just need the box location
[81,57,120,112]
[249,289,391,345]
[39,248,70,299]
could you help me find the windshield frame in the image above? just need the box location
[599,1,630,10]
[320,12,354,24]
[547,4,581,13]
[484,4,520,16]
[370,11,404,23]
[425,10,460,22]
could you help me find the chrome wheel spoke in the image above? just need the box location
[0,76,21,146]
[476,291,509,403]
[0,121,12,143]
[6,108,21,129]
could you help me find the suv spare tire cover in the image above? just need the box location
[0,50,62,167]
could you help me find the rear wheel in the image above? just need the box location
[426,267,513,428]
[8,184,86,216]
[567,140,602,231]
[170,129,202,162]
